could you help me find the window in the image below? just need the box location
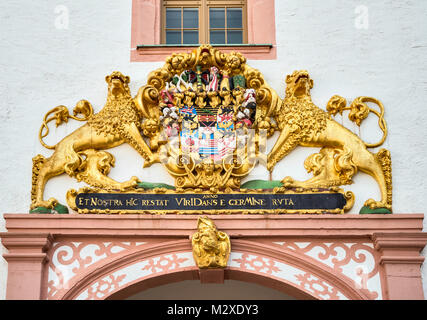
[165,7,199,44]
[131,0,277,61]
[209,7,244,44]
[162,0,247,45]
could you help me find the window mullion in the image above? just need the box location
[199,3,203,43]
[162,5,165,43]
[243,2,247,43]
[224,7,228,44]
[181,7,184,44]
[202,0,207,44]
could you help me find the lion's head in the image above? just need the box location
[198,158,221,177]
[88,71,139,135]
[285,70,314,99]
[105,71,131,99]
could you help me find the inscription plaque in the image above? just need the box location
[75,192,347,213]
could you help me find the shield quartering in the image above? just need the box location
[158,63,257,164]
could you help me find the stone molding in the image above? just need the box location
[1,214,426,300]
[3,214,423,236]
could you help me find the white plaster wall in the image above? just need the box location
[0,0,426,299]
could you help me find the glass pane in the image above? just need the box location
[183,31,198,44]
[227,30,243,44]
[227,8,242,28]
[166,30,181,44]
[166,8,181,28]
[183,8,198,28]
[210,30,225,44]
[209,8,225,28]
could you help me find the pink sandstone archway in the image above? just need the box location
[1,214,427,300]
[55,240,372,300]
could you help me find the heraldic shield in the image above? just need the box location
[30,45,392,215]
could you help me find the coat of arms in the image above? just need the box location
[30,45,392,215]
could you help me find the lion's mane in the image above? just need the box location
[276,95,327,142]
[87,85,141,136]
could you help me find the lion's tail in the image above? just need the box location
[327,96,387,148]
[376,148,392,207]
[350,96,388,148]
[39,101,93,149]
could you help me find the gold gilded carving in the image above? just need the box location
[163,157,253,192]
[146,45,280,135]
[142,45,280,191]
[38,100,93,149]
[207,91,221,108]
[282,147,358,189]
[31,71,157,209]
[73,149,139,191]
[327,95,387,147]
[32,46,391,214]
[191,217,230,269]
[268,70,392,211]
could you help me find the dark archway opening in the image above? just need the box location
[106,269,316,300]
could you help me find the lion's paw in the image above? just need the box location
[281,176,295,187]
[30,197,58,211]
[128,176,140,187]
[30,198,69,214]
[119,176,141,191]
[363,198,392,211]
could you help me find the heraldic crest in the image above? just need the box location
[31,45,392,215]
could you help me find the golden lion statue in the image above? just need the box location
[268,70,392,211]
[31,71,158,210]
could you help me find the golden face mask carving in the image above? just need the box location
[191,217,230,269]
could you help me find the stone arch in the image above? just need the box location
[106,269,316,300]
[58,239,372,300]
